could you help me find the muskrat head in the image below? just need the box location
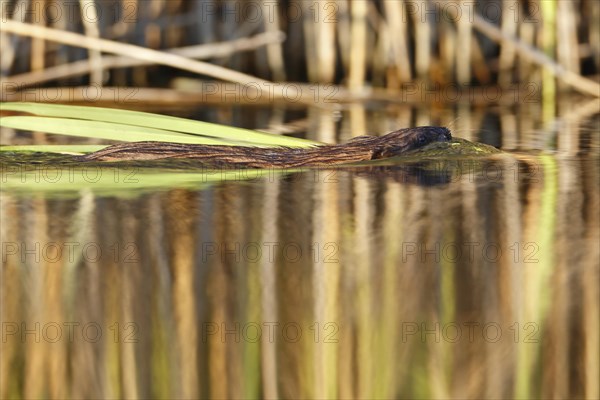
[372,126,452,159]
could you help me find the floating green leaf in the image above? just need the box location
[0,116,246,145]
[0,102,318,147]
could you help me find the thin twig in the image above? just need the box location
[471,14,600,97]
[1,20,296,98]
[4,31,286,87]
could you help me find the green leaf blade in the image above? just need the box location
[0,116,248,145]
[0,102,319,147]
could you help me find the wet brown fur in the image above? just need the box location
[80,126,451,168]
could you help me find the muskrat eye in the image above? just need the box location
[418,135,428,145]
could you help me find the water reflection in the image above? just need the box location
[1,103,599,399]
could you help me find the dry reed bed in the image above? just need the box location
[1,0,599,99]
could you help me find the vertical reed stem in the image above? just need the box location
[348,1,367,90]
[262,1,286,81]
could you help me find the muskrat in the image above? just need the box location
[80,126,451,168]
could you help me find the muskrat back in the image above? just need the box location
[80,126,451,168]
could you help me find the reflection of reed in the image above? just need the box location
[581,156,600,400]
[205,185,237,399]
[260,179,279,399]
[2,108,598,399]
[310,111,339,399]
[23,197,48,399]
[0,196,17,399]
[165,190,199,398]
[145,194,176,398]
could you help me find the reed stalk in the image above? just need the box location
[348,0,367,91]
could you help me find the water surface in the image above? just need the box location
[1,101,598,399]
